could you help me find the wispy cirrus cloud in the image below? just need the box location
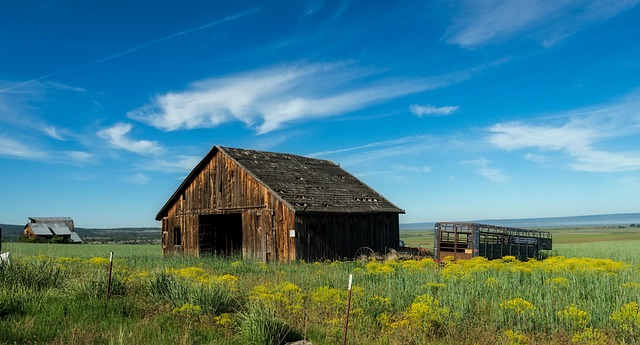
[63,151,95,163]
[0,8,260,94]
[443,0,640,48]
[309,135,435,161]
[141,155,201,173]
[463,158,510,183]
[392,163,432,173]
[128,62,483,134]
[410,104,459,117]
[98,123,163,156]
[44,126,66,141]
[0,133,101,165]
[0,134,47,160]
[487,92,640,172]
[121,173,150,185]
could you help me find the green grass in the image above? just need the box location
[399,225,640,248]
[2,242,160,258]
[1,228,639,344]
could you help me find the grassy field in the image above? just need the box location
[2,242,161,259]
[400,225,640,247]
[1,228,639,344]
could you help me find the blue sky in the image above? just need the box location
[1,0,640,228]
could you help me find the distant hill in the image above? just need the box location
[3,213,638,242]
[401,212,640,231]
[0,224,24,241]
[0,224,160,244]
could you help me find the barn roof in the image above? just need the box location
[29,217,73,223]
[69,232,83,243]
[28,223,54,236]
[48,223,72,236]
[156,145,404,220]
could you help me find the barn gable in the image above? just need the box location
[156,145,403,261]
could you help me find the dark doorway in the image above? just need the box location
[199,214,243,256]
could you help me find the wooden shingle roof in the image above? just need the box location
[221,146,404,213]
[156,145,404,220]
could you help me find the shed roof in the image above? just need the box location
[29,217,73,223]
[48,223,72,236]
[156,145,404,220]
[69,232,83,243]
[28,223,54,236]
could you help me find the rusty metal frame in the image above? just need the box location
[434,222,552,261]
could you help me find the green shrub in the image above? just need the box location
[149,270,236,314]
[0,289,27,318]
[238,303,302,345]
[0,258,68,290]
[71,269,127,299]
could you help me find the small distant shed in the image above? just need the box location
[24,217,82,243]
[156,145,404,262]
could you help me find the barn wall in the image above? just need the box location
[161,151,297,261]
[294,212,400,261]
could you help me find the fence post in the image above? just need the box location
[342,274,353,345]
[105,252,114,303]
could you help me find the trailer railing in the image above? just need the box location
[434,222,552,261]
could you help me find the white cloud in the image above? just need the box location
[489,122,640,172]
[464,158,510,183]
[44,126,66,141]
[524,153,547,163]
[489,122,596,152]
[64,151,94,163]
[392,163,432,173]
[122,173,150,185]
[142,155,201,173]
[128,62,475,134]
[443,0,640,47]
[0,134,46,159]
[97,123,163,156]
[410,104,459,116]
[487,94,640,172]
[309,135,436,164]
[0,9,260,95]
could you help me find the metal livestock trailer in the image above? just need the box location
[434,222,552,261]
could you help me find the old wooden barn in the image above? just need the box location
[156,145,404,262]
[23,217,82,243]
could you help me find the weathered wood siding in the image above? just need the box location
[161,152,297,262]
[294,213,400,260]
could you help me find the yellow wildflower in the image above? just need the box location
[558,304,590,329]
[504,329,529,345]
[485,277,499,287]
[213,313,236,328]
[571,328,607,345]
[547,277,570,288]
[366,261,395,274]
[172,303,202,316]
[610,302,640,336]
[500,298,536,316]
[87,257,110,265]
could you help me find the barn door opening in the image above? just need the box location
[199,214,242,256]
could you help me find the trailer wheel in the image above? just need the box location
[354,247,375,261]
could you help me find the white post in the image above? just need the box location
[343,274,353,345]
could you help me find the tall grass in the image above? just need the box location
[0,241,639,344]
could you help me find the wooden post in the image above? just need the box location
[105,252,113,303]
[342,274,353,345]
